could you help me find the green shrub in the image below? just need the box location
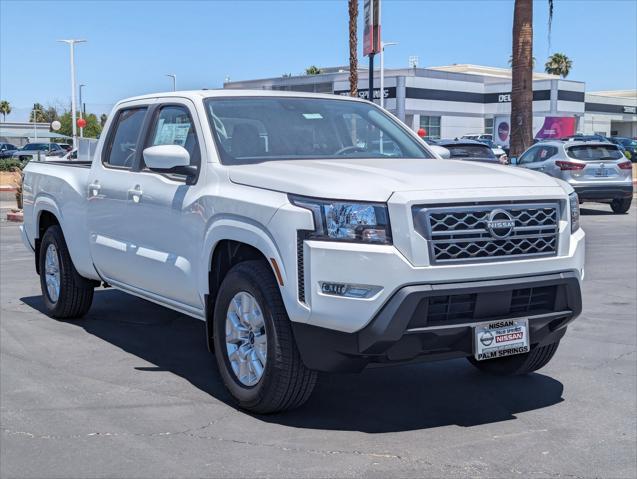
[0,158,28,171]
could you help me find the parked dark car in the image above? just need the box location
[609,137,637,162]
[12,143,67,161]
[436,139,500,163]
[0,142,19,159]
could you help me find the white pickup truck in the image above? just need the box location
[21,90,585,413]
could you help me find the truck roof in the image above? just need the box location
[117,89,363,106]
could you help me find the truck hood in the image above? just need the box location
[228,158,563,202]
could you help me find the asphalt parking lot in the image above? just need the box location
[1,203,635,479]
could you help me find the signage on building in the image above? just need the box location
[363,0,381,56]
[335,87,395,100]
[535,117,576,139]
[623,105,636,114]
[498,94,512,103]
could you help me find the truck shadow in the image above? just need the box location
[21,289,564,434]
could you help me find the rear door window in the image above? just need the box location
[566,144,623,161]
[103,108,148,168]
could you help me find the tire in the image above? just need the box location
[213,260,317,414]
[610,197,632,214]
[39,225,94,319]
[467,341,560,376]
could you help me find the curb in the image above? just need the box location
[6,211,23,222]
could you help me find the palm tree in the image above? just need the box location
[545,52,572,77]
[348,0,358,97]
[509,0,554,157]
[305,66,322,75]
[508,55,536,67]
[0,100,10,122]
[29,103,46,123]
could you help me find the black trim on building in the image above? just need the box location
[557,90,585,102]
[405,87,554,104]
[585,102,637,114]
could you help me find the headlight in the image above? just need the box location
[569,192,580,233]
[290,195,392,244]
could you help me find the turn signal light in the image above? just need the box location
[556,161,585,171]
[618,161,633,170]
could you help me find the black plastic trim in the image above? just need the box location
[291,272,582,373]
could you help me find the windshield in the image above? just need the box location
[567,144,623,161]
[444,144,496,160]
[22,143,49,151]
[204,97,433,164]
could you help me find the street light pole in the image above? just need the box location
[79,84,86,138]
[166,74,177,91]
[380,41,398,110]
[58,39,86,149]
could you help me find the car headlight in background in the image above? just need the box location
[569,192,580,233]
[290,195,392,244]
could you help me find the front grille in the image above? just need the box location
[410,285,558,328]
[413,202,559,264]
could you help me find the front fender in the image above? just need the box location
[199,215,309,323]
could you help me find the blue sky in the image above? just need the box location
[1,0,636,121]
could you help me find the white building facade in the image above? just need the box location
[225,65,637,144]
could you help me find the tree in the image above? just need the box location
[305,65,322,75]
[508,55,536,67]
[100,113,108,127]
[29,103,47,123]
[545,52,572,78]
[56,111,102,139]
[509,0,554,157]
[0,100,11,122]
[348,0,358,97]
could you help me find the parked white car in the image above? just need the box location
[20,90,585,413]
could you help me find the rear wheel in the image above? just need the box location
[39,225,94,319]
[468,341,560,376]
[610,197,632,214]
[213,260,317,413]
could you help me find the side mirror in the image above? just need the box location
[509,156,518,165]
[143,144,196,178]
[430,145,451,159]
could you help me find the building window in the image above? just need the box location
[484,118,494,136]
[419,116,441,140]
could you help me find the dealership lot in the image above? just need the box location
[1,204,635,479]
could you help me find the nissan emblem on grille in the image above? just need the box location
[486,209,516,239]
[413,203,560,264]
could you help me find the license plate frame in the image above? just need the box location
[473,318,530,361]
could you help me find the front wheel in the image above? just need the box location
[39,225,94,319]
[213,260,317,413]
[610,197,632,214]
[467,341,560,376]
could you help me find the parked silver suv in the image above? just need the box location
[511,140,633,214]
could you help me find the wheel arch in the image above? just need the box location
[201,219,288,352]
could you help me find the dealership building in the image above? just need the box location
[224,64,637,145]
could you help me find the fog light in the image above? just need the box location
[319,282,381,298]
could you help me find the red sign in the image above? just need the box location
[77,118,87,128]
[363,0,381,56]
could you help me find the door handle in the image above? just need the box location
[128,185,143,203]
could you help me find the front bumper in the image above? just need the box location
[292,272,582,372]
[572,183,633,201]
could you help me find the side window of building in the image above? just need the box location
[419,116,441,140]
[103,107,148,168]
